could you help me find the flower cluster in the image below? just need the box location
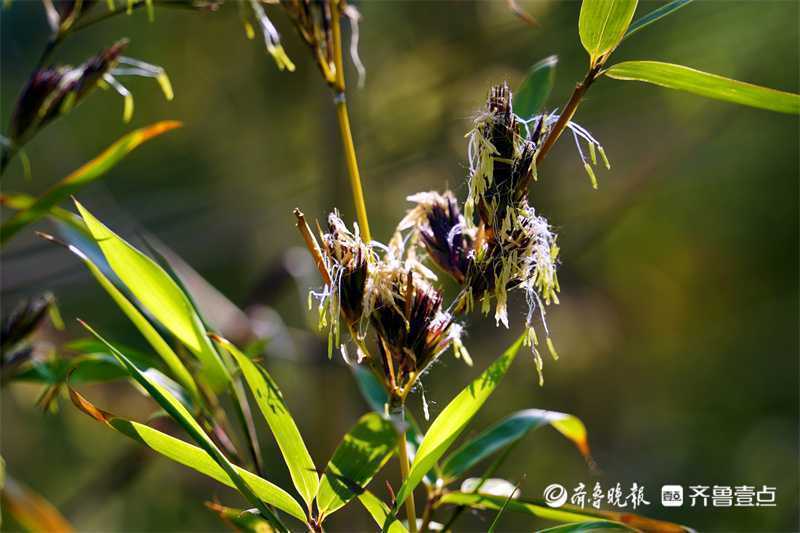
[401,83,561,384]
[306,83,564,390]
[308,211,469,401]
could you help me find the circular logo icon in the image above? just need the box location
[543,483,568,508]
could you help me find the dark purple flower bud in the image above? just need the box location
[370,272,452,386]
[401,191,473,284]
[8,40,127,145]
[1,294,53,354]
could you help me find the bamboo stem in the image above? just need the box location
[535,64,602,166]
[397,429,418,533]
[330,0,371,243]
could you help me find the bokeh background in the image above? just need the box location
[2,1,798,531]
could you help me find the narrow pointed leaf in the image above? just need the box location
[68,386,305,521]
[352,366,441,487]
[316,412,396,519]
[357,490,408,533]
[76,323,288,530]
[604,61,800,114]
[75,201,230,390]
[438,493,690,532]
[578,0,638,64]
[515,56,558,119]
[2,475,73,533]
[623,0,693,40]
[393,335,524,513]
[441,409,590,480]
[212,335,318,510]
[52,236,199,400]
[0,121,180,246]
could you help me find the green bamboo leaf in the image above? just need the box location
[515,56,558,119]
[392,335,524,513]
[604,61,800,114]
[316,412,396,520]
[578,0,638,65]
[44,234,200,400]
[352,366,441,487]
[0,121,181,246]
[75,322,290,530]
[623,0,693,40]
[211,335,318,511]
[441,409,590,481]
[68,386,305,522]
[438,493,691,532]
[539,521,637,532]
[357,491,408,533]
[74,201,230,390]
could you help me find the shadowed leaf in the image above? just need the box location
[441,409,590,481]
[212,334,318,511]
[43,233,200,400]
[316,412,396,519]
[0,121,180,246]
[74,201,230,390]
[392,334,525,515]
[74,323,290,530]
[515,56,557,119]
[623,0,693,40]
[604,61,800,114]
[67,386,305,522]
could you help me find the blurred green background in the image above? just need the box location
[2,1,798,531]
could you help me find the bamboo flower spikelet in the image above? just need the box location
[302,83,564,390]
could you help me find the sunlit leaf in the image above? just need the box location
[1,475,73,533]
[578,0,638,65]
[438,492,691,532]
[441,409,590,481]
[392,334,524,514]
[604,61,800,114]
[212,335,318,511]
[623,0,692,40]
[45,234,200,400]
[515,55,557,119]
[67,386,305,522]
[0,122,180,246]
[75,201,230,390]
[357,490,408,533]
[316,412,396,520]
[75,323,289,530]
[205,502,275,533]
